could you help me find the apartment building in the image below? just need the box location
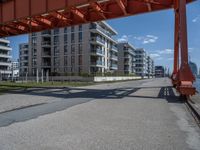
[11,61,19,78]
[24,21,118,76]
[147,56,155,78]
[19,43,29,76]
[0,38,12,80]
[135,48,148,77]
[117,42,135,74]
[155,66,165,77]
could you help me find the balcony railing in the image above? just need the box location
[110,64,118,69]
[91,37,105,45]
[110,55,118,60]
[91,61,104,66]
[90,24,113,37]
[91,48,105,55]
[42,41,51,46]
[42,63,51,67]
[111,45,118,52]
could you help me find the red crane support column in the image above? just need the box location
[176,0,196,96]
[172,0,180,87]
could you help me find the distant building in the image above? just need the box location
[155,66,165,77]
[117,42,135,75]
[147,56,154,78]
[189,61,198,76]
[0,38,12,80]
[11,61,19,78]
[135,48,148,77]
[21,21,118,76]
[19,43,29,77]
[11,61,19,70]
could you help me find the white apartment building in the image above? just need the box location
[117,42,135,74]
[11,61,19,78]
[24,21,118,76]
[19,43,29,76]
[147,56,155,78]
[135,48,148,77]
[0,38,12,80]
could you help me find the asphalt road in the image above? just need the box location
[0,78,200,150]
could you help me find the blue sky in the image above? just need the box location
[8,1,200,72]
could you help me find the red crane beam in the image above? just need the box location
[0,0,193,37]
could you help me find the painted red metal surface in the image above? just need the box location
[0,0,193,37]
[0,0,196,96]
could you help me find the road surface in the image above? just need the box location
[0,78,200,150]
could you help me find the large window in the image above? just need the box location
[71,33,75,43]
[71,44,75,55]
[78,44,82,54]
[64,34,68,43]
[79,32,82,42]
[64,45,68,55]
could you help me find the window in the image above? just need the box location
[71,44,75,55]
[54,46,59,56]
[79,32,82,42]
[79,55,82,65]
[32,37,37,44]
[64,45,68,55]
[54,57,60,66]
[71,33,75,43]
[79,25,82,31]
[54,28,59,35]
[78,44,82,54]
[64,34,68,43]
[64,56,68,66]
[54,36,59,45]
[64,27,68,33]
[71,56,75,66]
[71,26,74,32]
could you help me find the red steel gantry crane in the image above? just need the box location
[0,0,197,97]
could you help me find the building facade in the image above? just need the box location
[0,38,12,80]
[135,48,148,77]
[19,43,29,76]
[117,42,135,75]
[147,56,154,78]
[11,61,19,78]
[155,66,165,77]
[23,21,118,76]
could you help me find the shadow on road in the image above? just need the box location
[0,85,181,127]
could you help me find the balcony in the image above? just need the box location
[0,45,12,51]
[124,61,131,65]
[0,54,11,58]
[91,48,105,56]
[91,61,104,67]
[41,41,51,47]
[111,45,118,52]
[110,55,118,61]
[90,37,105,46]
[42,52,51,57]
[0,62,11,66]
[41,30,51,36]
[110,64,118,70]
[0,70,12,74]
[42,62,51,67]
[90,24,113,37]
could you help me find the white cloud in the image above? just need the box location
[150,53,161,58]
[158,49,173,55]
[117,35,132,42]
[134,35,158,44]
[192,15,200,23]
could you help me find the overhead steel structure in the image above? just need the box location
[0,0,196,96]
